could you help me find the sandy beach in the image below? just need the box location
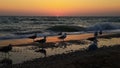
[0,33,120,68]
[0,0,120,67]
[0,33,94,46]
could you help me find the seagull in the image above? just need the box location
[0,44,12,57]
[87,37,96,41]
[58,32,62,35]
[58,33,67,42]
[94,31,98,37]
[88,41,98,51]
[99,30,103,35]
[28,33,37,42]
[34,36,47,44]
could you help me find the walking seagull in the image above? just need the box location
[58,33,67,42]
[88,39,98,51]
[28,33,37,42]
[34,36,47,48]
[88,31,98,51]
[58,32,62,35]
[99,30,103,35]
[34,36,47,44]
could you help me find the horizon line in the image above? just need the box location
[0,15,120,17]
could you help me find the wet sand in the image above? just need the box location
[0,33,120,68]
[2,44,120,68]
[0,32,119,47]
[0,33,94,46]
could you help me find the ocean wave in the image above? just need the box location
[87,23,120,31]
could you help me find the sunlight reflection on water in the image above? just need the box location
[0,38,120,64]
[0,42,89,64]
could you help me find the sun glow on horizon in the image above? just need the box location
[0,0,120,16]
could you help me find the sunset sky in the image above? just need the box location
[0,0,120,16]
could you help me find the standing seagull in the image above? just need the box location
[34,36,47,44]
[34,36,47,49]
[88,31,98,51]
[94,31,98,37]
[99,29,103,35]
[58,33,67,42]
[28,33,37,42]
[0,44,12,57]
[58,32,62,35]
[88,39,98,51]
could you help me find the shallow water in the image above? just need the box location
[0,38,119,64]
[0,41,89,64]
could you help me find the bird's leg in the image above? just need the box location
[63,39,64,42]
[33,39,34,42]
[60,40,62,43]
[44,53,46,57]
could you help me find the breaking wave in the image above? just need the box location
[87,23,120,31]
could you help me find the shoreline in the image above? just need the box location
[0,33,94,46]
[0,32,120,46]
[0,33,120,68]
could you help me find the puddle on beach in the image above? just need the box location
[0,38,120,64]
[0,40,90,64]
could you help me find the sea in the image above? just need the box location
[0,16,120,64]
[0,16,120,40]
